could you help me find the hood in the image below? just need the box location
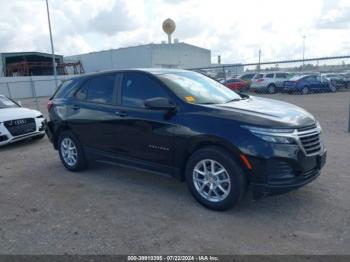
[208,96,315,128]
[0,107,42,122]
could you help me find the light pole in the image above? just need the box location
[45,0,58,89]
[258,49,261,72]
[302,35,306,67]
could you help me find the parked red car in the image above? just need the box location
[224,78,247,91]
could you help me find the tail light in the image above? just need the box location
[47,100,53,112]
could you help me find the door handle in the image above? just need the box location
[115,111,128,117]
[71,105,80,110]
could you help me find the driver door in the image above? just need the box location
[112,72,176,169]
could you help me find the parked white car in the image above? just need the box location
[250,72,294,93]
[0,95,46,146]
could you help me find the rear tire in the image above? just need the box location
[58,130,88,172]
[185,146,247,211]
[330,83,337,92]
[302,86,309,95]
[267,84,276,94]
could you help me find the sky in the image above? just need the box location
[0,0,349,64]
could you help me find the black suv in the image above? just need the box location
[46,69,326,210]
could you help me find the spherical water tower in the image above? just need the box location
[162,18,176,44]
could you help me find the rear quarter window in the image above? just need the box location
[52,79,78,99]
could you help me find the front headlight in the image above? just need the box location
[251,133,296,143]
[316,121,322,132]
[242,125,296,144]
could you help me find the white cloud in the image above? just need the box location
[0,0,349,63]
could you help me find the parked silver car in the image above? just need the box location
[250,72,294,93]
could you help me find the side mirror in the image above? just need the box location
[144,97,176,111]
[17,100,22,106]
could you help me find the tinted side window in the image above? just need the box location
[87,75,115,104]
[306,76,316,82]
[266,73,274,78]
[121,73,169,108]
[240,74,254,80]
[75,80,90,101]
[53,79,76,99]
[276,73,286,78]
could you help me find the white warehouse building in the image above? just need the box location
[64,42,211,73]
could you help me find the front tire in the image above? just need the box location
[58,130,87,172]
[185,146,247,211]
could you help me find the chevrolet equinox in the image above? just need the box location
[46,69,327,210]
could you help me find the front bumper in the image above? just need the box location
[249,149,327,199]
[0,118,46,146]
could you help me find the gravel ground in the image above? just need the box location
[0,92,349,255]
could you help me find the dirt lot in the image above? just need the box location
[0,92,349,255]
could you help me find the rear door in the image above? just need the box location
[112,72,176,168]
[275,73,287,87]
[265,73,275,86]
[305,75,318,90]
[316,75,329,90]
[68,73,121,152]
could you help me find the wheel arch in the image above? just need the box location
[53,124,74,149]
[178,136,248,182]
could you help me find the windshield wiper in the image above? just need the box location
[239,93,250,100]
[225,98,241,103]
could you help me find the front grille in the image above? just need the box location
[267,160,321,185]
[0,135,8,142]
[297,123,317,132]
[4,118,36,137]
[267,160,296,185]
[302,168,319,180]
[297,127,322,156]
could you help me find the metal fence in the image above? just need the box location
[0,75,71,110]
[1,56,349,131]
[190,55,350,95]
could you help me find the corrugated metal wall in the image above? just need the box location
[151,43,211,68]
[64,43,211,73]
[65,46,153,73]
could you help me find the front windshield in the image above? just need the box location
[158,71,241,104]
[0,96,19,109]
